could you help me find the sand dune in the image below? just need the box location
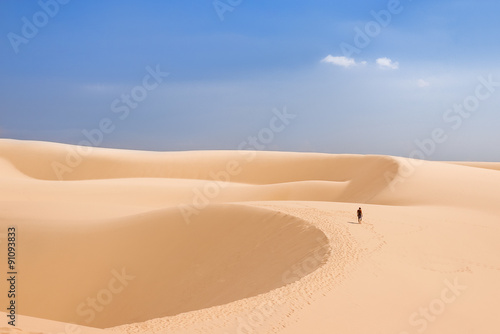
[1,139,499,333]
[0,139,399,206]
[13,204,329,328]
[449,161,500,171]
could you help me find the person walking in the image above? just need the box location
[357,207,363,224]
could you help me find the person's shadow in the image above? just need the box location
[347,221,361,224]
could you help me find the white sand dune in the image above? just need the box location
[0,139,499,334]
[449,161,500,171]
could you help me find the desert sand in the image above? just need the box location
[0,138,499,334]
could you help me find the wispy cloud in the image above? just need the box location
[376,57,399,70]
[321,55,358,68]
[417,79,430,87]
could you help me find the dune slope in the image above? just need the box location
[2,203,329,328]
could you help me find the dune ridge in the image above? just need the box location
[0,139,401,205]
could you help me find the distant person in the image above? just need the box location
[357,207,363,223]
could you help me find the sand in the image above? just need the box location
[0,138,499,333]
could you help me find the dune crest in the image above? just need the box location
[0,139,401,205]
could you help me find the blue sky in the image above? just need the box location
[1,0,499,161]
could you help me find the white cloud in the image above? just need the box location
[376,57,399,70]
[417,79,430,88]
[321,55,357,68]
[321,55,399,70]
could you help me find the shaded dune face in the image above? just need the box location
[18,205,330,328]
